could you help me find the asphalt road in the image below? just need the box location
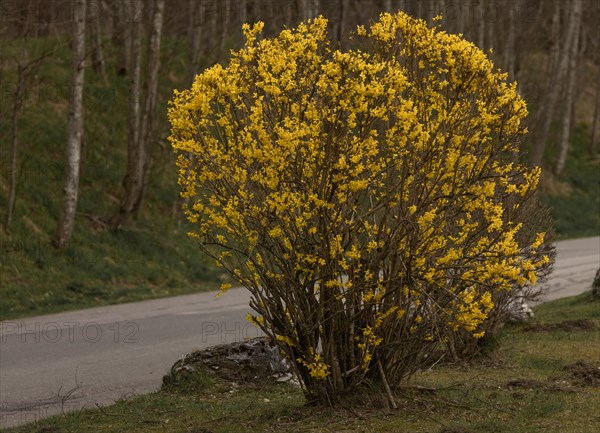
[1,236,598,428]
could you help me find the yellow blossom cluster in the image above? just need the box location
[297,349,330,380]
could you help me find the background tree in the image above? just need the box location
[554,0,583,175]
[531,0,581,167]
[88,0,107,82]
[111,0,165,229]
[4,51,52,230]
[112,0,132,76]
[53,0,87,249]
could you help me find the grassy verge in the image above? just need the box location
[0,38,221,320]
[538,124,600,239]
[6,291,599,433]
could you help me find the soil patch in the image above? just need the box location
[563,361,600,387]
[505,378,546,389]
[439,428,475,433]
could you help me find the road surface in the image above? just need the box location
[1,236,598,428]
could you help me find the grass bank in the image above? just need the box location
[0,38,221,320]
[6,291,599,433]
[538,124,600,239]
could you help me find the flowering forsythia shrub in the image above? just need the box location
[169,12,553,403]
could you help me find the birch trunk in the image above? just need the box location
[112,0,164,229]
[337,0,349,49]
[503,0,516,79]
[111,0,143,228]
[115,0,132,75]
[485,0,494,51]
[53,0,87,249]
[301,0,310,20]
[530,0,578,166]
[240,0,247,24]
[554,0,582,175]
[477,0,485,48]
[312,0,320,18]
[590,64,600,156]
[219,0,230,56]
[188,0,203,86]
[5,65,24,230]
[88,0,106,81]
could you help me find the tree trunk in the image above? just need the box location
[88,0,107,81]
[590,64,600,156]
[111,0,143,228]
[485,0,494,51]
[188,0,203,85]
[112,0,164,229]
[458,1,466,35]
[5,66,25,230]
[115,0,132,76]
[530,0,579,167]
[240,0,247,24]
[336,0,349,48]
[301,0,310,20]
[53,0,87,249]
[477,0,485,49]
[589,18,600,157]
[547,0,561,76]
[503,0,516,79]
[219,0,231,56]
[554,0,582,176]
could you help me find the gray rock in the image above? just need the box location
[506,294,534,323]
[164,337,296,387]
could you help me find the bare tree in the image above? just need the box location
[188,0,203,85]
[485,0,494,51]
[113,0,132,75]
[240,0,247,24]
[337,0,350,48]
[53,0,87,249]
[88,0,107,81]
[300,0,319,20]
[503,0,516,78]
[531,0,580,167]
[591,63,600,157]
[5,61,26,230]
[589,8,600,157]
[554,0,583,175]
[477,0,485,49]
[111,0,142,228]
[112,0,165,229]
[4,46,55,230]
[219,0,231,55]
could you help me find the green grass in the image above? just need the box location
[538,124,600,239]
[5,292,599,433]
[0,37,221,319]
